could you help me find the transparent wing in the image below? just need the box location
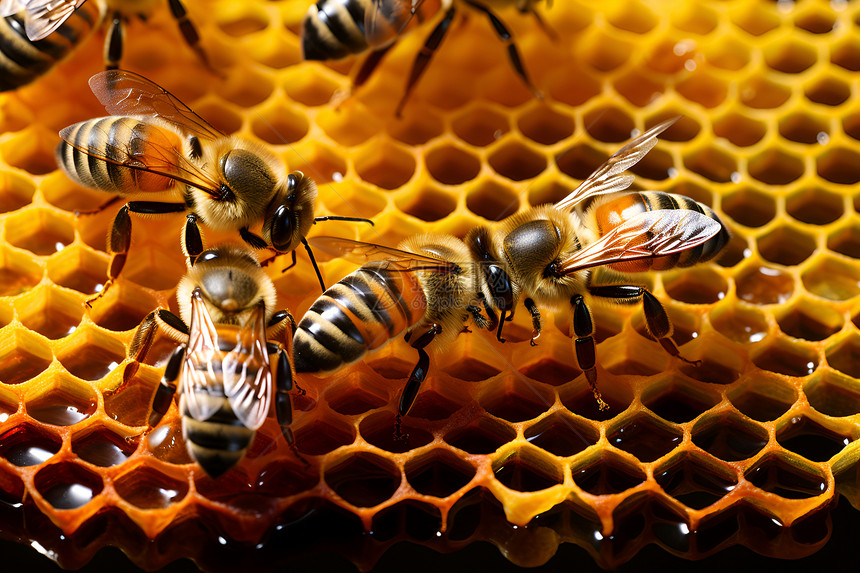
[88,70,223,141]
[364,0,415,47]
[554,117,679,211]
[181,289,223,423]
[23,0,85,41]
[0,0,26,17]
[222,302,271,431]
[557,210,721,275]
[309,236,460,273]
[58,119,223,198]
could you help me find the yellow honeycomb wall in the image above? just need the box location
[0,0,859,569]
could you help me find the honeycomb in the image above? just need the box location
[1,0,860,569]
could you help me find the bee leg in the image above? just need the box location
[495,309,507,343]
[166,0,216,73]
[524,298,541,346]
[395,324,442,439]
[274,250,297,272]
[462,0,542,99]
[466,304,489,330]
[571,295,608,410]
[641,289,701,367]
[149,344,185,427]
[268,310,305,395]
[128,309,189,362]
[182,213,204,266]
[239,227,269,250]
[74,195,121,217]
[353,45,394,90]
[104,14,124,70]
[313,215,374,227]
[526,5,557,41]
[301,238,327,292]
[395,6,457,117]
[480,294,500,332]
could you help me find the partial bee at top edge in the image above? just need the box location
[465,117,731,409]
[55,69,373,306]
[0,0,213,92]
[301,0,550,115]
[126,243,302,478]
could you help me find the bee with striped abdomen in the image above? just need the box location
[126,244,298,478]
[466,118,731,408]
[0,0,211,92]
[292,234,491,419]
[56,70,370,305]
[301,0,546,115]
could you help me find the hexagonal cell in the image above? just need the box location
[465,179,519,221]
[0,423,61,467]
[739,76,791,109]
[654,451,738,510]
[294,419,355,456]
[0,170,35,213]
[779,112,830,145]
[691,411,768,462]
[613,69,665,107]
[56,327,126,381]
[571,449,646,495]
[730,3,780,36]
[757,225,817,266]
[776,296,843,341]
[641,378,721,424]
[676,70,728,109]
[578,27,633,72]
[794,8,836,34]
[831,36,860,71]
[405,449,476,497]
[517,105,575,145]
[663,267,728,304]
[72,426,137,467]
[451,105,510,147]
[713,112,766,147]
[14,285,82,340]
[721,186,776,228]
[0,128,58,174]
[744,453,828,499]
[388,110,444,146]
[369,499,443,542]
[727,374,796,422]
[249,459,319,498]
[805,74,851,106]
[736,265,795,305]
[358,411,433,454]
[87,282,159,332]
[282,67,340,107]
[146,419,193,466]
[682,145,737,183]
[776,416,853,463]
[606,0,657,33]
[353,139,415,190]
[764,38,817,74]
[326,382,388,416]
[214,2,269,36]
[786,186,844,225]
[826,332,860,378]
[752,337,818,377]
[518,356,579,386]
[805,370,860,417]
[249,101,309,145]
[607,412,682,463]
[748,148,805,186]
[703,36,751,71]
[524,411,599,457]
[324,451,401,508]
[317,105,380,147]
[481,377,555,423]
[802,254,860,301]
[556,142,606,181]
[115,466,188,509]
[45,245,108,296]
[25,374,97,426]
[561,382,633,423]
[715,231,752,268]
[33,461,104,510]
[817,147,860,185]
[5,208,74,256]
[409,388,462,422]
[488,140,547,182]
[216,66,275,108]
[0,328,52,385]
[0,245,43,296]
[424,143,481,186]
[583,106,635,143]
[710,302,769,344]
[493,446,563,493]
[444,417,516,455]
[191,100,243,135]
[828,223,860,258]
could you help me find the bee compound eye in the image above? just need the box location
[270,205,295,252]
[198,249,219,263]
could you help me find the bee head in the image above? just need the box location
[502,219,563,284]
[262,172,317,253]
[465,226,514,312]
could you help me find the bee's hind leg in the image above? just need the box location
[395,323,442,440]
[571,295,608,411]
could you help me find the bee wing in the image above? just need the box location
[88,70,224,141]
[181,290,223,423]
[0,0,26,17]
[21,0,85,41]
[58,119,224,198]
[554,117,679,212]
[222,302,271,432]
[364,0,416,47]
[556,210,722,275]
[309,236,460,273]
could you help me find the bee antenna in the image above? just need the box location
[301,238,326,291]
[313,215,374,226]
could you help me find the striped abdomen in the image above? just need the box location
[0,2,99,92]
[592,191,730,273]
[180,331,258,478]
[293,264,427,374]
[57,116,183,194]
[301,0,405,60]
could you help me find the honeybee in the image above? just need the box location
[126,244,298,478]
[465,118,731,408]
[302,0,545,115]
[292,234,490,419]
[56,70,370,304]
[0,0,211,92]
